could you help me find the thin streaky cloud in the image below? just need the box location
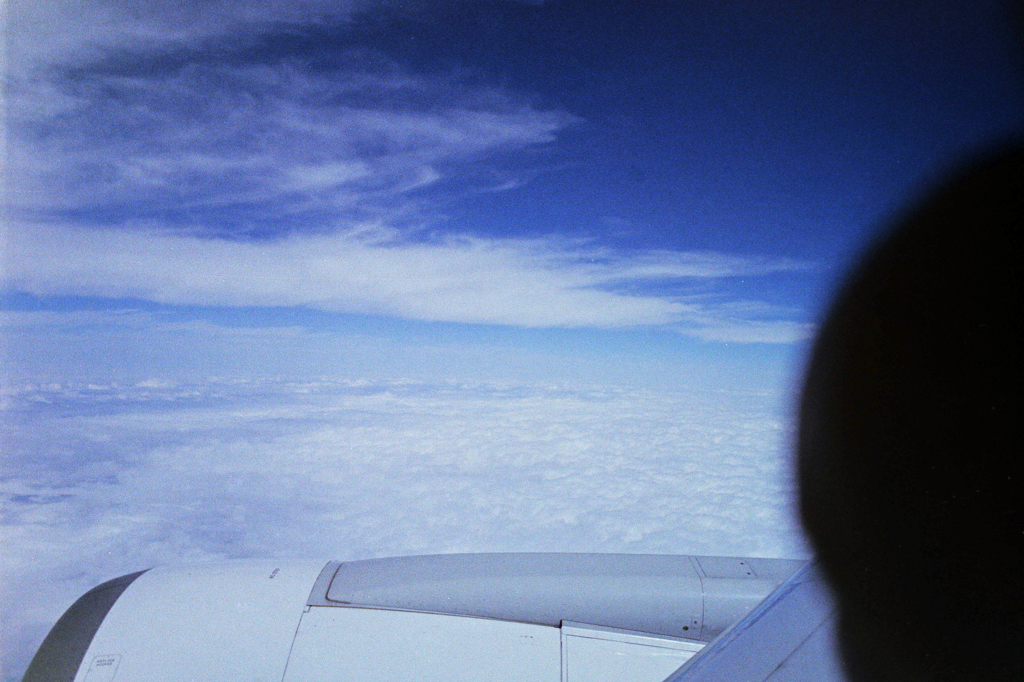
[681,319,815,344]
[580,249,814,280]
[4,0,369,71]
[3,223,811,336]
[5,47,577,232]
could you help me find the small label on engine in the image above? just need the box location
[84,654,121,682]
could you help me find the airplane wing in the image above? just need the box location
[23,553,812,682]
[664,561,846,682]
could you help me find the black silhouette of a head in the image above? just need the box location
[798,145,1023,681]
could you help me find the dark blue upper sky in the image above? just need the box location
[388,0,1022,254]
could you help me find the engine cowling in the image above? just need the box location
[24,554,803,682]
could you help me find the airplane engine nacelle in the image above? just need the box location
[24,554,803,682]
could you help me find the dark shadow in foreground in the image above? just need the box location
[798,144,1023,681]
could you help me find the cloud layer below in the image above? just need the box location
[0,378,807,681]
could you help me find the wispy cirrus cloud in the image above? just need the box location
[3,0,572,243]
[5,53,575,234]
[2,222,812,336]
[4,0,369,71]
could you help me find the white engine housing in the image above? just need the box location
[25,554,804,682]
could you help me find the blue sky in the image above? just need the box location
[1,1,1022,680]
[4,0,1020,388]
